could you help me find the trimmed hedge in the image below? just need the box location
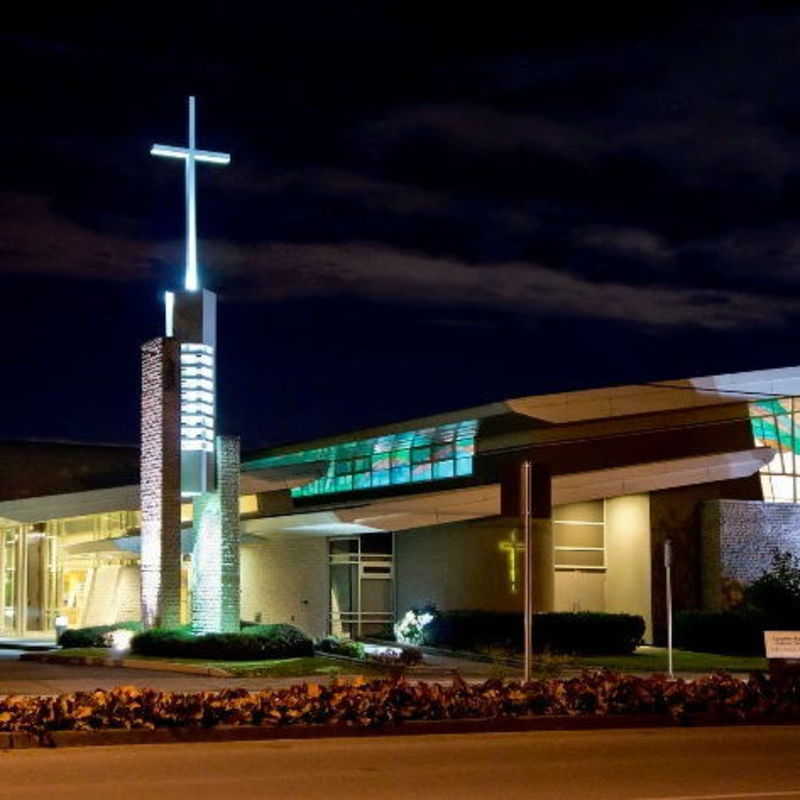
[130,624,313,661]
[422,610,645,655]
[58,622,143,649]
[675,610,774,656]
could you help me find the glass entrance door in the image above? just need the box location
[329,533,394,638]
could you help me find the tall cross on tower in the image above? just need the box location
[151,96,231,291]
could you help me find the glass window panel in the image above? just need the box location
[372,469,390,487]
[374,437,393,453]
[433,426,456,444]
[412,429,435,446]
[455,439,475,457]
[433,460,455,479]
[456,457,473,476]
[354,472,371,490]
[390,466,410,484]
[354,457,370,472]
[391,450,410,467]
[334,459,352,475]
[433,443,454,461]
[372,454,391,471]
[412,463,432,482]
[411,446,431,464]
[334,475,353,491]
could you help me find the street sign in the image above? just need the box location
[764,631,800,659]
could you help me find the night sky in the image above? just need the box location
[3,5,800,450]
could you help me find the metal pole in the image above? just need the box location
[665,538,673,679]
[185,96,198,291]
[522,460,532,682]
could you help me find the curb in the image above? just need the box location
[19,653,232,678]
[3,713,800,749]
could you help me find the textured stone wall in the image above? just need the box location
[649,476,761,644]
[702,499,800,609]
[191,435,240,634]
[140,337,182,629]
[240,537,328,638]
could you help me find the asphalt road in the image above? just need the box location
[1,726,799,799]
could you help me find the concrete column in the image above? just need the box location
[140,337,182,629]
[191,435,240,634]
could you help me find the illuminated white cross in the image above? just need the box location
[151,96,230,291]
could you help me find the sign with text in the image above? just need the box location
[764,631,800,659]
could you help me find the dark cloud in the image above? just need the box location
[3,4,800,445]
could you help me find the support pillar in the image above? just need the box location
[191,435,240,634]
[140,337,182,629]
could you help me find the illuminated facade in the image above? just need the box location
[245,419,478,498]
[4,359,800,643]
[140,96,240,634]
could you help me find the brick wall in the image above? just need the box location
[140,337,182,629]
[240,536,328,639]
[649,476,761,643]
[702,499,800,609]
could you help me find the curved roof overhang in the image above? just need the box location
[0,462,328,524]
[241,446,774,537]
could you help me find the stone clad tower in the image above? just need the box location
[140,97,240,634]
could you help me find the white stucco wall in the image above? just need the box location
[81,564,141,626]
[605,494,652,642]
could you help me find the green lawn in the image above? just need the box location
[53,649,385,678]
[572,646,767,674]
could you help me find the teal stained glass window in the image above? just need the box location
[750,397,800,502]
[243,419,479,498]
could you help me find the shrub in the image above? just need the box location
[745,550,800,623]
[368,646,424,667]
[675,610,772,656]
[316,637,365,659]
[0,672,799,737]
[533,613,645,655]
[58,622,142,649]
[130,623,313,661]
[674,551,800,657]
[421,610,644,655]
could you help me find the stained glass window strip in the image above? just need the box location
[243,419,479,498]
[749,397,800,503]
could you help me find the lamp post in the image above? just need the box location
[665,538,674,679]
[521,459,533,683]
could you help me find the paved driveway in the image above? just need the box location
[0,650,314,695]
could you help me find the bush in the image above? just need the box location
[745,550,800,624]
[1,672,799,736]
[368,646,424,667]
[58,622,142,649]
[316,637,365,659]
[675,551,800,657]
[675,609,774,656]
[421,610,644,656]
[131,623,313,661]
[533,613,645,655]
